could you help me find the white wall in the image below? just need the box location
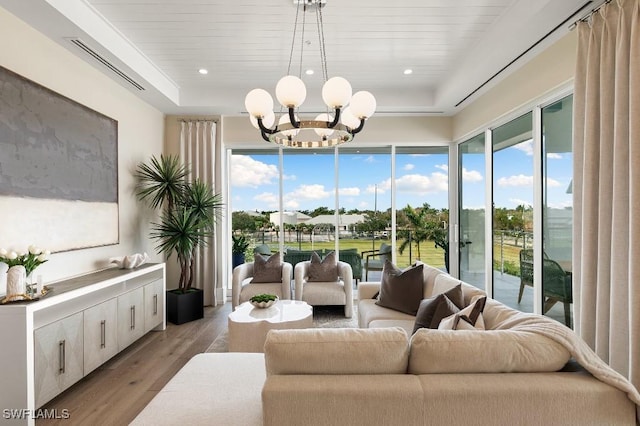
[453,31,577,141]
[0,7,165,291]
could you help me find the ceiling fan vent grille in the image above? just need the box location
[67,38,145,91]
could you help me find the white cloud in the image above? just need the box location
[286,184,331,201]
[547,153,562,159]
[498,174,533,187]
[546,178,561,187]
[339,187,360,196]
[513,140,534,156]
[366,181,389,194]
[403,164,415,171]
[284,200,299,209]
[364,155,376,163]
[435,164,448,172]
[395,172,448,195]
[230,155,279,187]
[462,168,483,182]
[254,192,278,209]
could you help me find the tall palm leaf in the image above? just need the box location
[135,154,188,211]
[182,178,224,232]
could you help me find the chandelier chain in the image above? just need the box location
[299,5,306,79]
[286,1,302,76]
[317,4,329,83]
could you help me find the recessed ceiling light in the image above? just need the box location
[404,69,413,75]
[198,68,209,75]
[305,69,314,75]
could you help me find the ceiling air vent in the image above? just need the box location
[67,38,145,91]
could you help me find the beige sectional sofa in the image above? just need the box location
[262,263,639,425]
[136,263,639,425]
[262,327,636,426]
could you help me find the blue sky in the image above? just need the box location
[230,141,573,213]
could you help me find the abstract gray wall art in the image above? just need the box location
[0,66,119,253]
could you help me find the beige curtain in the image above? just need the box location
[573,0,640,390]
[180,120,218,306]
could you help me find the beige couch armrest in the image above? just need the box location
[358,282,381,300]
[293,260,310,301]
[281,261,293,300]
[337,261,354,317]
[232,262,254,309]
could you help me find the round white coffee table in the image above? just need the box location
[228,300,313,353]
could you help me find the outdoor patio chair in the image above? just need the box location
[518,249,572,327]
[361,243,392,281]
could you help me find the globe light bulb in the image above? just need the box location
[350,91,376,119]
[278,114,300,137]
[322,76,352,109]
[276,75,307,108]
[314,113,335,137]
[244,88,273,118]
[340,107,361,129]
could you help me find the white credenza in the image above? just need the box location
[0,263,165,425]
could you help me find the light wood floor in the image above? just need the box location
[38,303,232,426]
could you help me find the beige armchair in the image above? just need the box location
[294,260,353,318]
[232,261,293,310]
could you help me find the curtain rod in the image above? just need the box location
[569,0,612,30]
[179,119,218,123]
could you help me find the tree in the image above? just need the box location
[232,211,260,232]
[398,203,450,269]
[310,206,333,217]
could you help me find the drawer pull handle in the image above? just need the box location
[100,320,106,348]
[59,340,66,374]
[153,294,158,315]
[130,305,135,330]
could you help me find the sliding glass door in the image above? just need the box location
[458,134,486,289]
[541,95,573,327]
[492,112,534,312]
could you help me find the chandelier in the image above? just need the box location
[244,0,376,148]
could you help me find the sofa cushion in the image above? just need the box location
[252,252,283,283]
[308,251,338,282]
[264,327,410,376]
[408,328,571,374]
[375,260,424,315]
[414,261,445,298]
[438,295,487,330]
[412,286,463,334]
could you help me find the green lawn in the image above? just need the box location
[254,238,446,269]
[251,236,526,274]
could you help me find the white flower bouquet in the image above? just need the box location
[0,245,50,276]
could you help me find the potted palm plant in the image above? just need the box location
[231,234,250,269]
[136,154,223,324]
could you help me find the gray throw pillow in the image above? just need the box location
[308,251,338,282]
[412,293,458,334]
[375,259,424,315]
[252,252,282,283]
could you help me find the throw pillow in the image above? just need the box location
[412,292,460,334]
[375,259,424,315]
[438,295,487,330]
[252,252,282,283]
[308,251,338,282]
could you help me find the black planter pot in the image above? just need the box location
[166,288,204,325]
[232,253,245,269]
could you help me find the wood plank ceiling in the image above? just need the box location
[0,0,594,114]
